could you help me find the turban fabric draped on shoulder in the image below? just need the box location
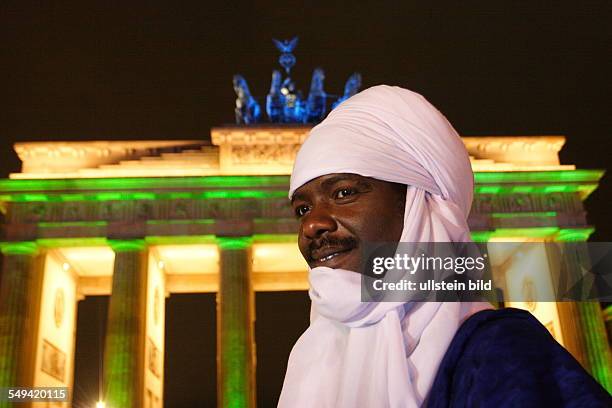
[279,85,491,408]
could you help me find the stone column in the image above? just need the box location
[0,242,41,407]
[555,236,612,392]
[216,237,255,408]
[558,300,612,392]
[103,240,148,408]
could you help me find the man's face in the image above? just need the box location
[291,173,406,271]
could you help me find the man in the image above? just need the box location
[278,85,611,407]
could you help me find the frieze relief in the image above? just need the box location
[169,200,193,219]
[260,197,295,218]
[470,192,583,215]
[7,196,293,224]
[41,339,66,382]
[198,200,223,219]
[147,337,162,379]
[3,192,587,229]
[99,201,127,222]
[230,144,301,165]
[211,127,310,145]
[135,201,155,220]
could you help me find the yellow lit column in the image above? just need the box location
[0,242,41,404]
[216,237,255,408]
[554,233,612,393]
[103,240,148,408]
[143,252,166,407]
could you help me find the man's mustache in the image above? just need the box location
[309,236,358,254]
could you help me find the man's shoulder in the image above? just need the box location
[436,307,553,365]
[453,307,586,376]
[432,307,555,378]
[458,307,556,356]
[428,307,612,407]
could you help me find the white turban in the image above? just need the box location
[279,85,491,408]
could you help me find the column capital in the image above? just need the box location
[217,237,252,250]
[107,239,147,252]
[0,241,38,256]
[555,228,594,242]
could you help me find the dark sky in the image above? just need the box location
[2,1,611,406]
[1,2,610,239]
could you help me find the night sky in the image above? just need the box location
[1,1,611,406]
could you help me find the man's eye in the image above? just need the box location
[334,188,356,199]
[295,205,310,217]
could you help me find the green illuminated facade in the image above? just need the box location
[0,134,610,406]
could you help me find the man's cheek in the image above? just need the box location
[297,239,309,260]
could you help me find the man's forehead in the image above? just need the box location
[290,173,372,202]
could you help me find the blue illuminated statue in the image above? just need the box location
[332,73,362,109]
[281,76,304,123]
[272,36,304,123]
[233,74,261,124]
[233,36,363,124]
[305,68,327,123]
[266,70,284,123]
[273,37,299,74]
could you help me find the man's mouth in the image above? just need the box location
[310,246,356,268]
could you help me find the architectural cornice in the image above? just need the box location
[462,136,566,166]
[13,140,207,176]
[10,130,575,179]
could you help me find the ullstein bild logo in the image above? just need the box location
[359,242,612,303]
[371,278,492,292]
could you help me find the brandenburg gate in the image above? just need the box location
[0,127,610,407]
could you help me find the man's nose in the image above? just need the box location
[301,206,337,239]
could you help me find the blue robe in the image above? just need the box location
[428,308,612,407]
